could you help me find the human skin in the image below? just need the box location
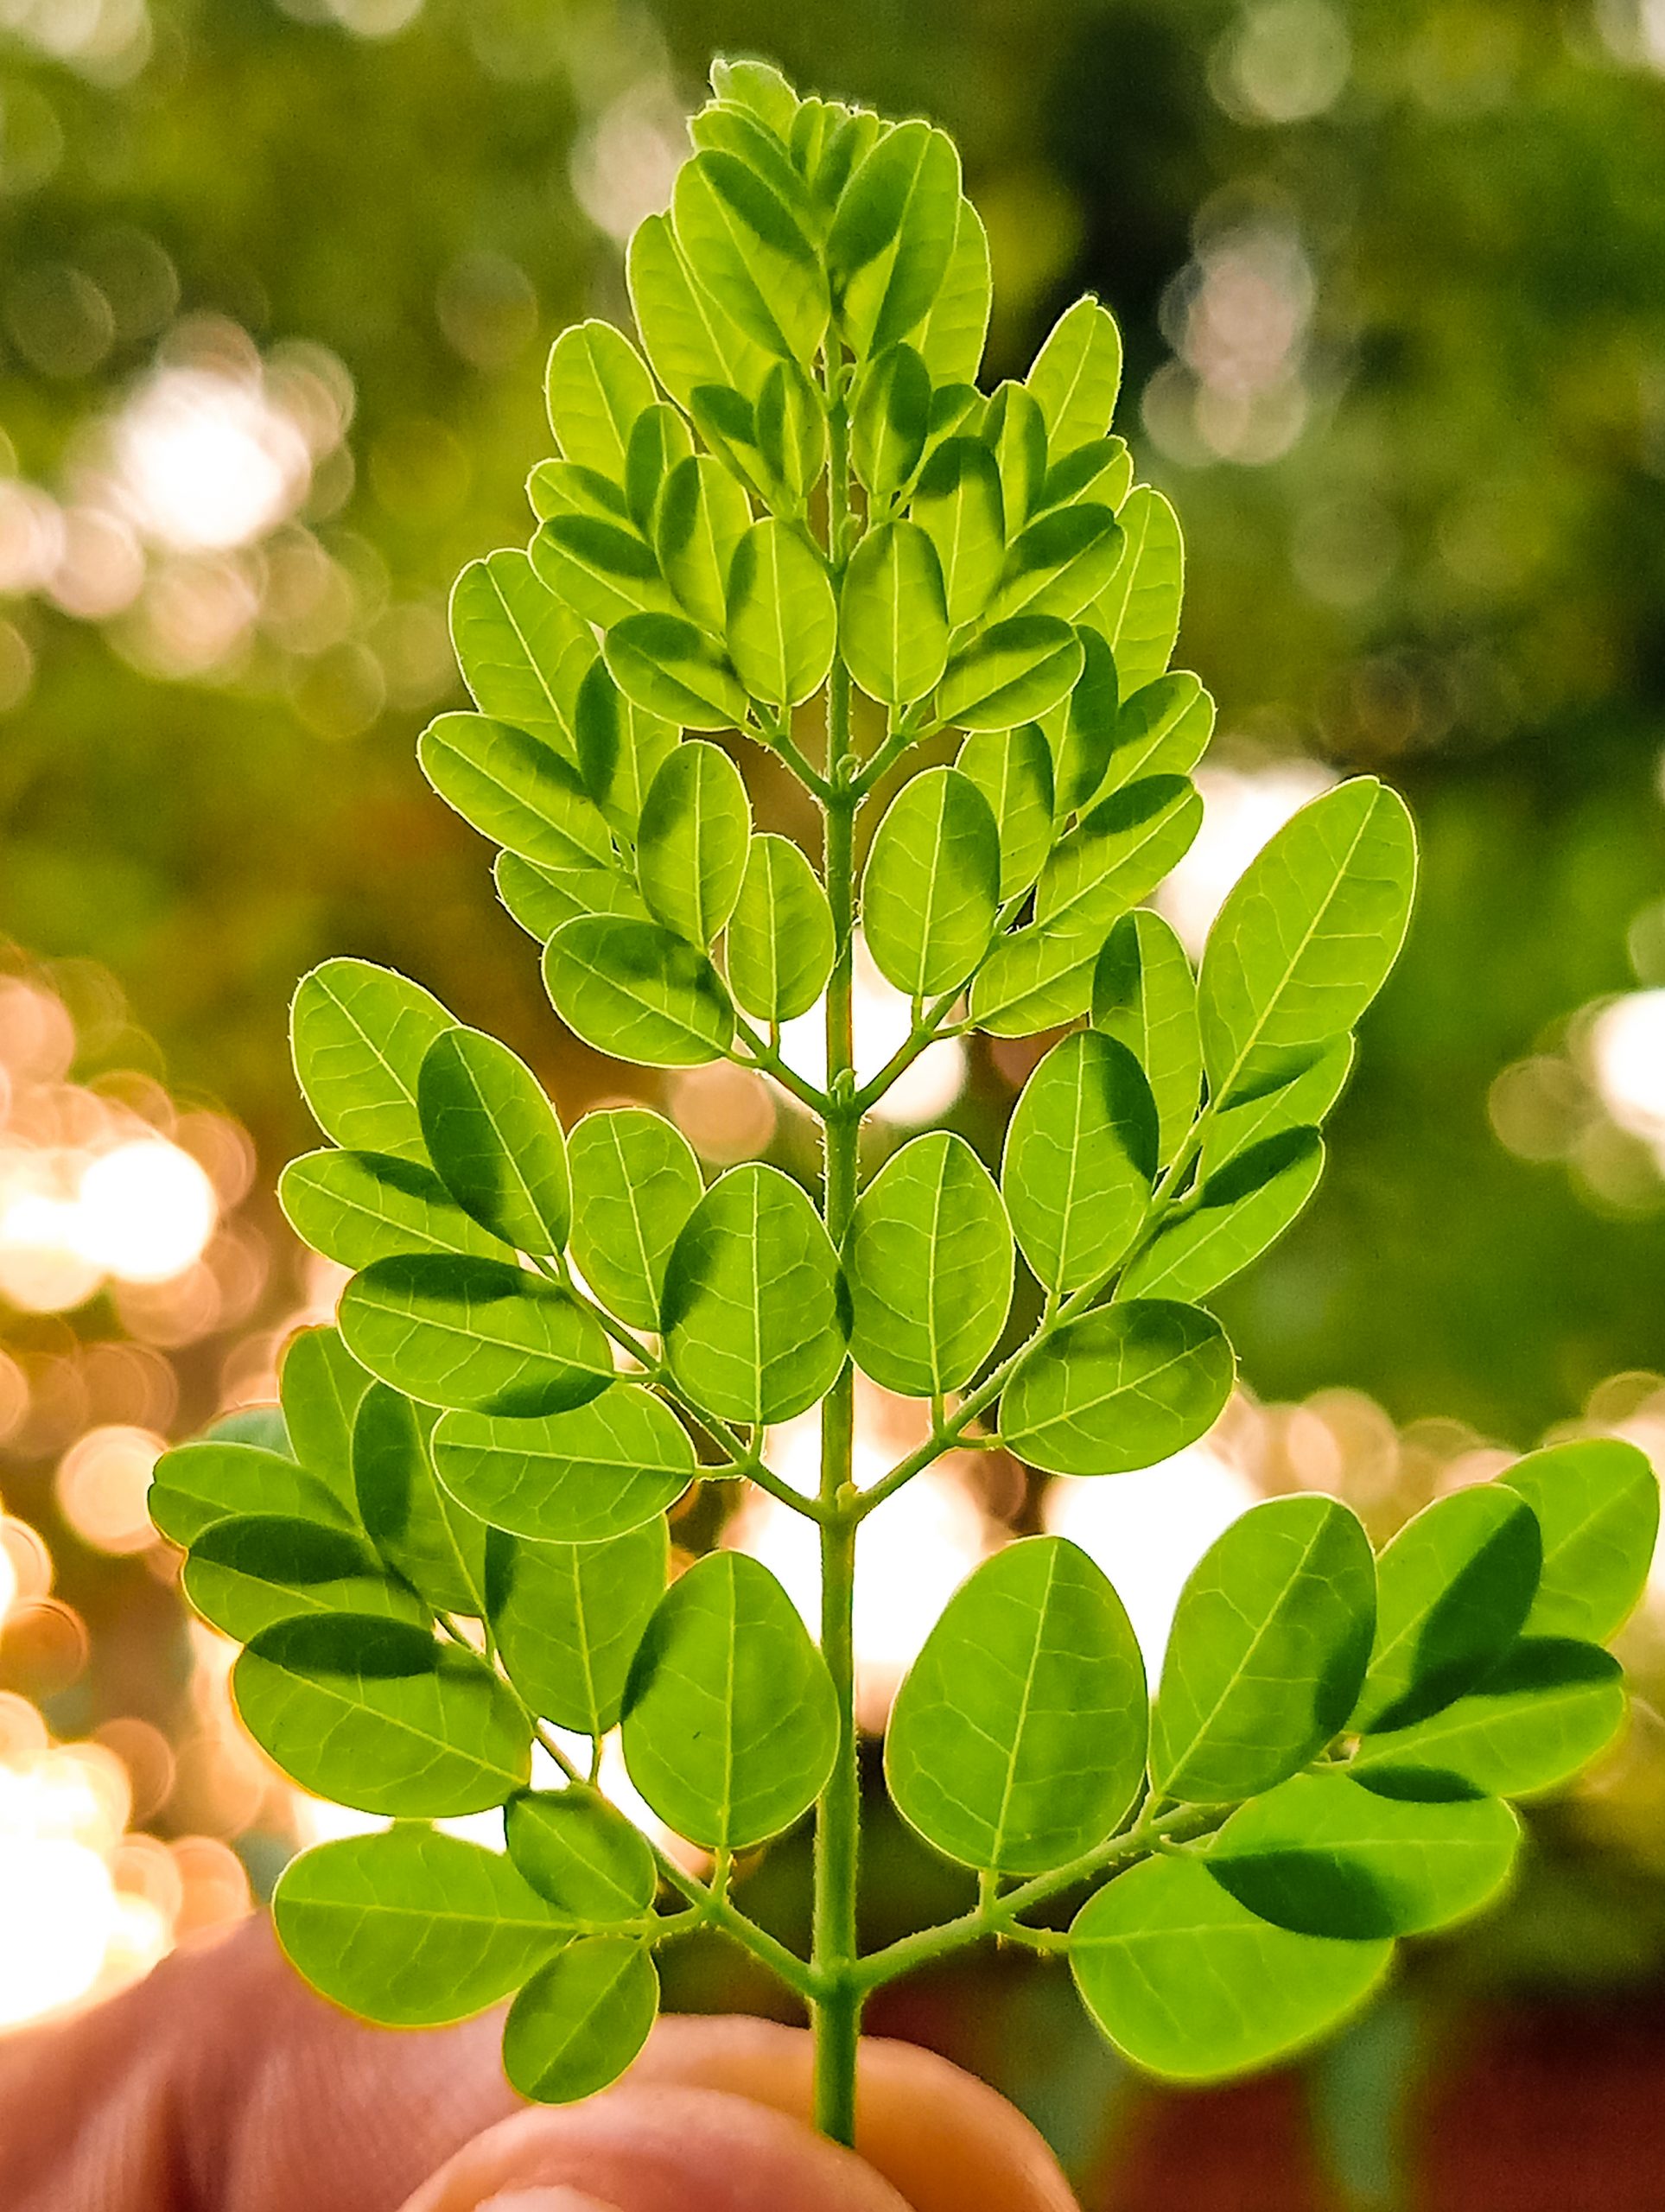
[0,1916,1079,2212]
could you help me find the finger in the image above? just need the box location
[0,1916,519,2212]
[631,2014,1078,2212]
[400,2084,913,2212]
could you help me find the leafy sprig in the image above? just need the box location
[150,55,1657,2143]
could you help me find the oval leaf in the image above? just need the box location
[544,916,734,1068]
[1120,1128,1325,1305]
[726,833,836,1024]
[419,1027,570,1256]
[434,1387,695,1545]
[1001,1300,1234,1478]
[635,741,753,949]
[183,1516,424,1643]
[488,1520,668,1738]
[290,960,455,1165]
[862,766,1000,1000]
[340,1255,613,1418]
[1002,1031,1157,1295]
[353,1382,486,1616]
[505,1789,658,1923]
[1501,1438,1660,1645]
[1091,911,1203,1167]
[568,1106,705,1331]
[839,519,949,707]
[1351,1638,1628,1800]
[504,1937,659,2105]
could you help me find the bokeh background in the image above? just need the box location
[2,1,1665,2203]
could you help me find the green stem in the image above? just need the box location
[810,378,864,2147]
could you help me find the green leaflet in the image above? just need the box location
[971,775,1203,1036]
[353,1381,487,1617]
[862,766,1001,999]
[233,1612,531,1816]
[1501,1438,1660,1644]
[1038,435,1134,517]
[1352,1486,1542,1733]
[672,149,828,365]
[987,505,1124,627]
[531,512,680,631]
[937,617,1083,733]
[279,1325,372,1510]
[626,211,771,410]
[1096,672,1216,804]
[528,458,634,528]
[711,56,801,138]
[911,436,1005,627]
[149,1440,351,1548]
[1002,1031,1157,1295]
[826,119,961,358]
[1150,1494,1376,1802]
[1001,1300,1234,1478]
[956,725,1055,901]
[603,612,751,731]
[434,1389,695,1544]
[662,1163,847,1425]
[727,834,836,1023]
[1350,1638,1628,1800]
[621,1550,838,1851]
[1198,778,1417,1105]
[1119,1127,1325,1305]
[183,1515,424,1643]
[1026,296,1123,458]
[1207,1771,1520,1940]
[546,320,658,480]
[340,1255,613,1419]
[623,401,695,533]
[852,342,931,497]
[275,1827,567,2029]
[656,453,753,634]
[450,550,589,759]
[840,519,949,706]
[1090,485,1184,696]
[505,1790,658,1922]
[885,1535,1147,1874]
[753,359,827,509]
[914,197,992,385]
[487,1519,669,1738]
[574,660,679,842]
[843,1131,1014,1399]
[418,1027,569,1256]
[690,101,813,221]
[543,916,734,1067]
[1202,1036,1354,1176]
[635,741,753,949]
[1047,627,1119,819]
[1091,911,1202,1166]
[418,712,616,874]
[504,1938,660,2105]
[207,1407,290,1453]
[495,850,650,943]
[689,384,774,504]
[726,518,836,707]
[290,958,456,1165]
[567,1106,704,1331]
[982,382,1048,537]
[1071,1853,1392,2083]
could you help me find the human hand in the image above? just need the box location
[0,1914,1078,2212]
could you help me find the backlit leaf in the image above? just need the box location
[725,518,836,706]
[862,766,1000,998]
[488,1519,669,1738]
[1071,1853,1391,2082]
[1150,1495,1376,1802]
[672,149,827,365]
[726,833,836,1024]
[1501,1438,1660,1644]
[635,741,752,948]
[419,713,616,874]
[1002,1032,1156,1295]
[626,212,771,410]
[1351,1638,1627,1800]
[503,1938,659,2104]
[546,321,657,480]
[956,724,1055,900]
[450,550,590,760]
[340,1256,613,1418]
[418,1027,569,1256]
[353,1382,486,1616]
[568,1106,704,1332]
[603,612,751,731]
[662,1163,847,1425]
[887,1536,1147,1873]
[543,915,734,1067]
[827,119,961,358]
[434,1388,695,1544]
[183,1516,425,1643]
[839,519,949,707]
[655,453,753,633]
[1091,912,1202,1166]
[505,1789,658,1922]
[279,1325,372,1510]
[290,959,455,1166]
[1119,1128,1325,1305]
[982,382,1048,537]
[852,342,931,497]
[1096,672,1215,804]
[937,616,1083,733]
[1001,1300,1234,1478]
[914,197,991,385]
[149,1440,349,1548]
[844,1131,1013,1397]
[1090,486,1183,696]
[621,1550,838,1850]
[911,436,1005,628]
[1026,297,1122,457]
[233,1612,531,1816]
